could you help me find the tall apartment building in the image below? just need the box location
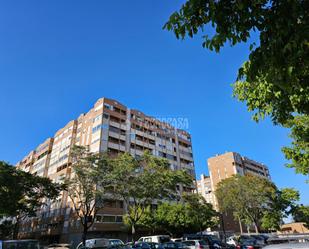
[16,97,195,243]
[196,174,214,205]
[207,152,271,232]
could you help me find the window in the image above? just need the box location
[103,215,115,223]
[105,200,117,208]
[95,215,102,222]
[93,114,102,123]
[104,103,112,110]
[115,216,123,223]
[92,124,102,133]
[159,144,166,149]
[110,125,125,135]
[158,151,166,157]
[91,138,100,144]
[166,154,176,161]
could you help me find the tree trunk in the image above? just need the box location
[254,223,259,234]
[131,224,136,243]
[238,216,243,234]
[82,222,88,246]
[12,217,20,240]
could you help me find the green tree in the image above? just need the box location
[0,161,63,239]
[124,205,157,235]
[155,202,195,237]
[164,0,309,176]
[292,205,309,228]
[0,219,14,240]
[282,115,309,176]
[261,188,300,231]
[109,151,192,241]
[182,193,218,232]
[146,194,217,237]
[65,146,112,246]
[215,175,299,232]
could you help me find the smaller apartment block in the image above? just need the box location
[208,151,270,200]
[196,174,214,205]
[207,152,271,232]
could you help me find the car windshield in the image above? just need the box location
[3,241,39,249]
[183,241,195,246]
[251,236,263,240]
[242,239,256,246]
[110,240,123,246]
[160,238,171,243]
[206,236,219,242]
[133,243,151,249]
[164,243,183,249]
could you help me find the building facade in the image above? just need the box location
[196,174,214,205]
[207,152,271,232]
[208,151,270,207]
[16,97,195,244]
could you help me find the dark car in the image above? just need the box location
[200,235,233,249]
[147,243,164,249]
[132,243,152,249]
[2,240,40,249]
[235,237,262,249]
[249,235,268,246]
[161,242,186,249]
[183,234,233,249]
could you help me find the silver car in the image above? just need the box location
[182,240,210,249]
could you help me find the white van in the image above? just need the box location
[76,239,125,249]
[138,235,170,244]
[76,238,109,249]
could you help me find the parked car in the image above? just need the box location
[182,240,210,249]
[226,236,238,247]
[202,235,231,249]
[235,237,262,249]
[183,234,231,249]
[145,242,164,249]
[171,239,183,243]
[161,242,186,249]
[1,240,40,249]
[138,236,171,244]
[131,242,152,249]
[77,239,126,249]
[76,238,110,249]
[109,240,125,249]
[248,236,266,246]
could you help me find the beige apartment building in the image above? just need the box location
[196,174,214,205]
[16,97,195,244]
[207,152,271,232]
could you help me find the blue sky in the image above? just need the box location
[0,0,307,204]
